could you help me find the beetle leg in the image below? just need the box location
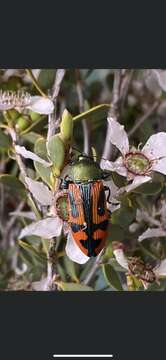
[104,186,111,204]
[104,186,119,206]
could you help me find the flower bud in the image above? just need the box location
[60,109,73,143]
[15,115,31,132]
[29,110,41,121]
[7,109,20,121]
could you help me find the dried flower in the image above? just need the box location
[0,90,54,114]
[112,241,166,284]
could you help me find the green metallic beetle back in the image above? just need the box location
[69,156,103,182]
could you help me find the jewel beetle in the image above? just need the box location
[56,155,111,257]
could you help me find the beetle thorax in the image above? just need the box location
[69,158,103,182]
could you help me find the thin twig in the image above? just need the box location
[76,70,90,154]
[47,69,66,141]
[102,70,122,161]
[46,72,66,290]
[46,238,58,290]
[52,69,66,100]
[6,126,41,219]
[6,201,25,233]
[1,201,25,249]
[128,101,159,138]
[46,178,59,290]
[120,69,135,110]
[83,251,103,286]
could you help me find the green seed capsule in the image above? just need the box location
[16,116,31,132]
[7,109,20,121]
[29,110,41,121]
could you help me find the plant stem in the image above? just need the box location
[76,69,90,155]
[47,69,66,141]
[102,70,122,161]
[83,251,103,285]
[46,178,59,290]
[128,101,159,138]
[26,69,47,97]
[7,126,41,219]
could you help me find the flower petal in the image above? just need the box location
[138,228,166,242]
[113,249,129,270]
[101,157,127,177]
[19,217,63,239]
[65,233,89,264]
[142,133,166,159]
[154,259,166,277]
[152,158,166,175]
[15,145,51,167]
[27,96,54,114]
[25,177,53,205]
[107,117,129,155]
[125,175,151,192]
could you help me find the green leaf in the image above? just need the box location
[73,104,111,122]
[111,204,136,228]
[22,132,41,145]
[34,138,52,186]
[111,172,127,188]
[57,264,67,282]
[133,182,162,195]
[0,175,25,196]
[47,134,65,171]
[38,69,56,89]
[21,115,47,135]
[102,264,123,291]
[58,282,93,291]
[19,240,47,268]
[107,224,124,242]
[0,129,12,149]
[63,256,78,282]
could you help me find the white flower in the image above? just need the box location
[0,90,54,114]
[101,117,166,192]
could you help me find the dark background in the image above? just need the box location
[0,292,165,360]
